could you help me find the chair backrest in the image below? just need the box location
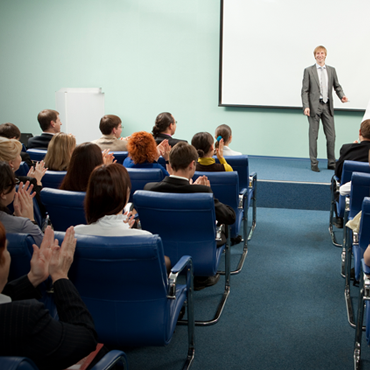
[15,162,30,177]
[215,155,250,191]
[349,172,370,218]
[341,160,370,184]
[40,188,86,231]
[109,151,128,164]
[53,232,170,348]
[127,168,165,201]
[41,171,67,189]
[359,197,370,253]
[134,191,220,276]
[26,149,47,161]
[6,233,35,282]
[0,357,39,370]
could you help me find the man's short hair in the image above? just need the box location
[37,109,59,131]
[169,142,198,171]
[313,45,327,56]
[0,123,21,140]
[360,119,370,139]
[99,115,122,135]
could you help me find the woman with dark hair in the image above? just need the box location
[191,132,233,172]
[152,112,187,147]
[0,224,98,369]
[123,131,170,176]
[0,161,43,246]
[60,142,114,192]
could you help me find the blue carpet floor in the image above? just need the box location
[122,208,369,369]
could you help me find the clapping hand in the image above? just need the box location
[215,138,224,160]
[157,139,171,161]
[102,149,117,165]
[13,181,36,221]
[193,175,210,187]
[27,160,47,185]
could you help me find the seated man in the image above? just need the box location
[28,109,62,149]
[152,112,187,147]
[144,142,236,290]
[92,114,128,151]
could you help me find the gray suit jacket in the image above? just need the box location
[301,64,345,117]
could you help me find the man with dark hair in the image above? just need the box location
[92,115,128,151]
[335,119,370,179]
[144,142,236,290]
[28,109,62,149]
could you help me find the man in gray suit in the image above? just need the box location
[301,45,348,172]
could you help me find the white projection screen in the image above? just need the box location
[219,0,370,111]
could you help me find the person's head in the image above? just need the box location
[360,120,370,140]
[99,115,122,138]
[85,163,131,224]
[0,161,17,209]
[152,112,176,137]
[0,123,21,140]
[43,133,76,171]
[37,109,62,133]
[0,221,11,292]
[215,124,232,146]
[191,132,214,158]
[60,142,104,192]
[314,45,327,65]
[127,131,158,164]
[0,137,22,172]
[169,142,198,173]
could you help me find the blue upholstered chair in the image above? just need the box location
[26,149,47,161]
[133,190,230,326]
[41,170,67,189]
[15,161,30,177]
[329,160,370,247]
[193,171,247,274]
[126,168,165,202]
[214,155,257,240]
[53,232,194,369]
[0,350,129,370]
[40,188,86,231]
[345,197,370,329]
[109,151,128,164]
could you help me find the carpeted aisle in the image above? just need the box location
[123,207,370,370]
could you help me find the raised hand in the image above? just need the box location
[215,138,224,160]
[27,160,47,185]
[13,181,36,221]
[102,149,116,165]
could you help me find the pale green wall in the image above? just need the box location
[0,0,364,158]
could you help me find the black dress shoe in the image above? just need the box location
[193,274,220,291]
[311,164,320,172]
[231,235,242,246]
[334,217,343,229]
[327,164,336,170]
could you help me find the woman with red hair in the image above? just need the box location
[123,131,170,176]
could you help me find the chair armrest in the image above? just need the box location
[90,350,128,370]
[362,259,370,300]
[249,172,257,187]
[168,255,193,298]
[238,188,248,208]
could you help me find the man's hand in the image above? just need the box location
[341,96,349,103]
[304,108,310,116]
[27,226,54,287]
[49,226,77,283]
[193,175,210,187]
[157,139,171,161]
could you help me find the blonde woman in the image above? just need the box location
[44,133,76,171]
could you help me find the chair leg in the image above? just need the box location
[354,273,365,370]
[247,178,257,241]
[345,231,356,328]
[329,176,342,247]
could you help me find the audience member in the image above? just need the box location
[0,123,33,167]
[214,124,242,156]
[152,112,187,147]
[0,162,43,246]
[0,224,98,369]
[191,132,233,172]
[28,109,62,149]
[92,115,128,151]
[59,142,114,192]
[144,142,236,290]
[123,131,170,176]
[43,133,76,171]
[335,119,370,180]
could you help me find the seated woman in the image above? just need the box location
[0,161,43,246]
[74,163,171,273]
[123,131,170,176]
[0,224,98,369]
[60,142,114,192]
[152,112,187,147]
[214,124,242,156]
[191,132,233,172]
[43,133,76,171]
